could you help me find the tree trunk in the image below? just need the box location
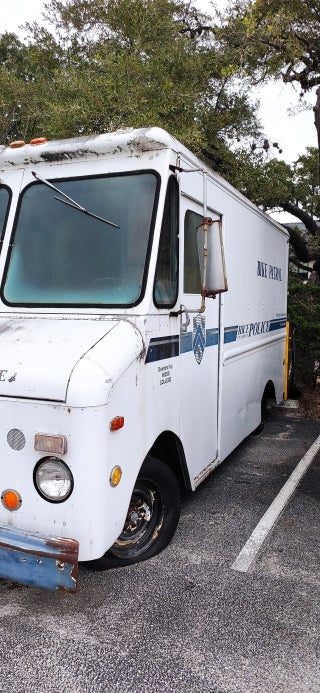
[314,86,320,179]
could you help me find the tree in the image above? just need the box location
[216,1,320,90]
[216,0,320,164]
[207,0,319,274]
[234,147,320,272]
[209,0,320,383]
[0,28,65,142]
[0,0,261,169]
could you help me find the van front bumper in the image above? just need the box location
[0,524,79,592]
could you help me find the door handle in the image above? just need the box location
[180,305,190,333]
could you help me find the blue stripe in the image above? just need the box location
[145,335,180,363]
[269,318,286,331]
[180,331,192,354]
[145,317,286,363]
[224,318,287,344]
[206,328,219,347]
[146,328,219,362]
[224,326,238,344]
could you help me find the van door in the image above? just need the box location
[179,192,221,488]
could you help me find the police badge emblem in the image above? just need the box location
[193,314,206,364]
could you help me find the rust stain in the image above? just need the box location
[40,150,88,163]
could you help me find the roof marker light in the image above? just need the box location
[30,137,47,145]
[9,140,26,149]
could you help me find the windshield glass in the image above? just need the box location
[0,187,10,240]
[3,172,158,306]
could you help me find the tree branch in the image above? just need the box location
[284,226,310,262]
[281,202,320,235]
[289,257,312,273]
[314,86,320,177]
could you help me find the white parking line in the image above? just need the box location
[232,433,320,573]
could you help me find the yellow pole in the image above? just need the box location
[283,321,290,401]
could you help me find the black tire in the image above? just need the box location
[251,390,268,435]
[92,456,181,570]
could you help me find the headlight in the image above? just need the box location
[34,457,73,503]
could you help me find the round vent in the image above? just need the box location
[7,429,26,451]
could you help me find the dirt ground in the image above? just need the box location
[295,383,320,420]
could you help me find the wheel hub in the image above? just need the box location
[126,499,152,532]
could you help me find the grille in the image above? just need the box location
[7,428,26,451]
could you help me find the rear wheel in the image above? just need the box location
[252,389,268,435]
[93,456,181,569]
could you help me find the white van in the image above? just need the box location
[0,128,289,591]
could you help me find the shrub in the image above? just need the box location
[288,276,320,386]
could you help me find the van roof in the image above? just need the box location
[0,126,288,237]
[0,127,178,167]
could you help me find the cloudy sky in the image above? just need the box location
[2,0,317,168]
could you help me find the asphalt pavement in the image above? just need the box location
[0,410,319,693]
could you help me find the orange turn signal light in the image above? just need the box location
[109,416,125,431]
[110,466,122,487]
[1,489,22,511]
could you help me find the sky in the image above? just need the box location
[2,0,317,220]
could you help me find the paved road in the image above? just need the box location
[0,412,319,693]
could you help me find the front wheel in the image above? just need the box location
[93,456,181,570]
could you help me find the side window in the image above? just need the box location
[154,176,179,306]
[184,210,202,294]
[0,187,10,242]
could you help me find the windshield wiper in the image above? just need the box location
[31,171,120,229]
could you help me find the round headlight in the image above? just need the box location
[34,457,73,503]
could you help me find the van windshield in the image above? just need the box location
[3,172,158,306]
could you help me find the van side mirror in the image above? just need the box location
[170,216,228,322]
[197,217,228,298]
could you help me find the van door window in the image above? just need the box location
[184,210,202,294]
[154,176,179,306]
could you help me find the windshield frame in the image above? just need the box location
[1,169,161,309]
[0,185,12,257]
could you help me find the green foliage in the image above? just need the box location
[293,148,320,219]
[231,147,320,218]
[0,0,260,161]
[219,0,320,92]
[232,153,294,208]
[288,276,320,385]
[0,28,64,142]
